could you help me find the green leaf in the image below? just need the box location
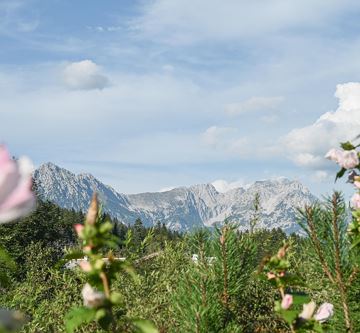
[292,294,310,306]
[132,319,159,333]
[340,141,355,150]
[0,246,15,270]
[312,320,324,333]
[280,310,298,325]
[65,307,96,333]
[351,236,360,249]
[335,168,346,181]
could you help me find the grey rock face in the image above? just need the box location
[33,163,317,233]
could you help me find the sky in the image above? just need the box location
[1,0,360,196]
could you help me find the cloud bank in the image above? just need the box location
[224,96,284,115]
[283,82,360,168]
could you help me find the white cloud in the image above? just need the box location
[211,179,246,193]
[201,126,238,147]
[62,60,110,90]
[224,96,284,115]
[312,170,330,183]
[132,0,360,45]
[282,82,360,168]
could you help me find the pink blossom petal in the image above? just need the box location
[281,294,293,310]
[314,303,334,323]
[79,261,92,272]
[0,179,35,223]
[0,162,19,204]
[74,224,84,237]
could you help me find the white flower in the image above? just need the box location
[314,303,334,323]
[299,301,316,320]
[81,283,105,308]
[325,148,343,164]
[0,146,35,223]
[339,150,359,169]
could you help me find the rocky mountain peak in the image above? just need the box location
[33,163,317,233]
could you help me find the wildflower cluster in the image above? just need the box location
[325,140,360,248]
[262,243,333,332]
[65,194,157,333]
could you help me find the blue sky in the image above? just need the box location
[1,0,360,195]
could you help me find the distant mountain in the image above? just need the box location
[33,163,317,233]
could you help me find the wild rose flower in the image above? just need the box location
[325,148,343,164]
[314,303,334,323]
[339,150,359,169]
[81,283,105,308]
[351,193,360,210]
[281,294,293,310]
[299,301,316,320]
[0,146,35,223]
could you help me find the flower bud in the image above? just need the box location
[74,224,84,237]
[351,193,360,210]
[314,302,334,323]
[79,261,92,272]
[81,283,105,308]
[86,194,98,226]
[299,301,316,320]
[281,294,293,310]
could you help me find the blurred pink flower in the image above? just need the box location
[340,150,359,169]
[314,303,334,323]
[79,261,92,272]
[351,193,360,210]
[81,283,105,308]
[299,301,316,320]
[74,224,84,237]
[325,148,343,164]
[281,294,293,310]
[0,146,35,223]
[267,272,276,280]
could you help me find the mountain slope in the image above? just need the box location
[33,163,317,233]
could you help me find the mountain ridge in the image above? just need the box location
[33,162,317,233]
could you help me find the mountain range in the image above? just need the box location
[33,162,317,233]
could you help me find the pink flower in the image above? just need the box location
[351,193,360,210]
[299,301,316,320]
[281,294,293,310]
[0,146,35,223]
[79,261,92,272]
[314,303,334,323]
[339,150,359,169]
[74,224,84,237]
[267,272,276,280]
[81,283,105,308]
[325,148,343,164]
